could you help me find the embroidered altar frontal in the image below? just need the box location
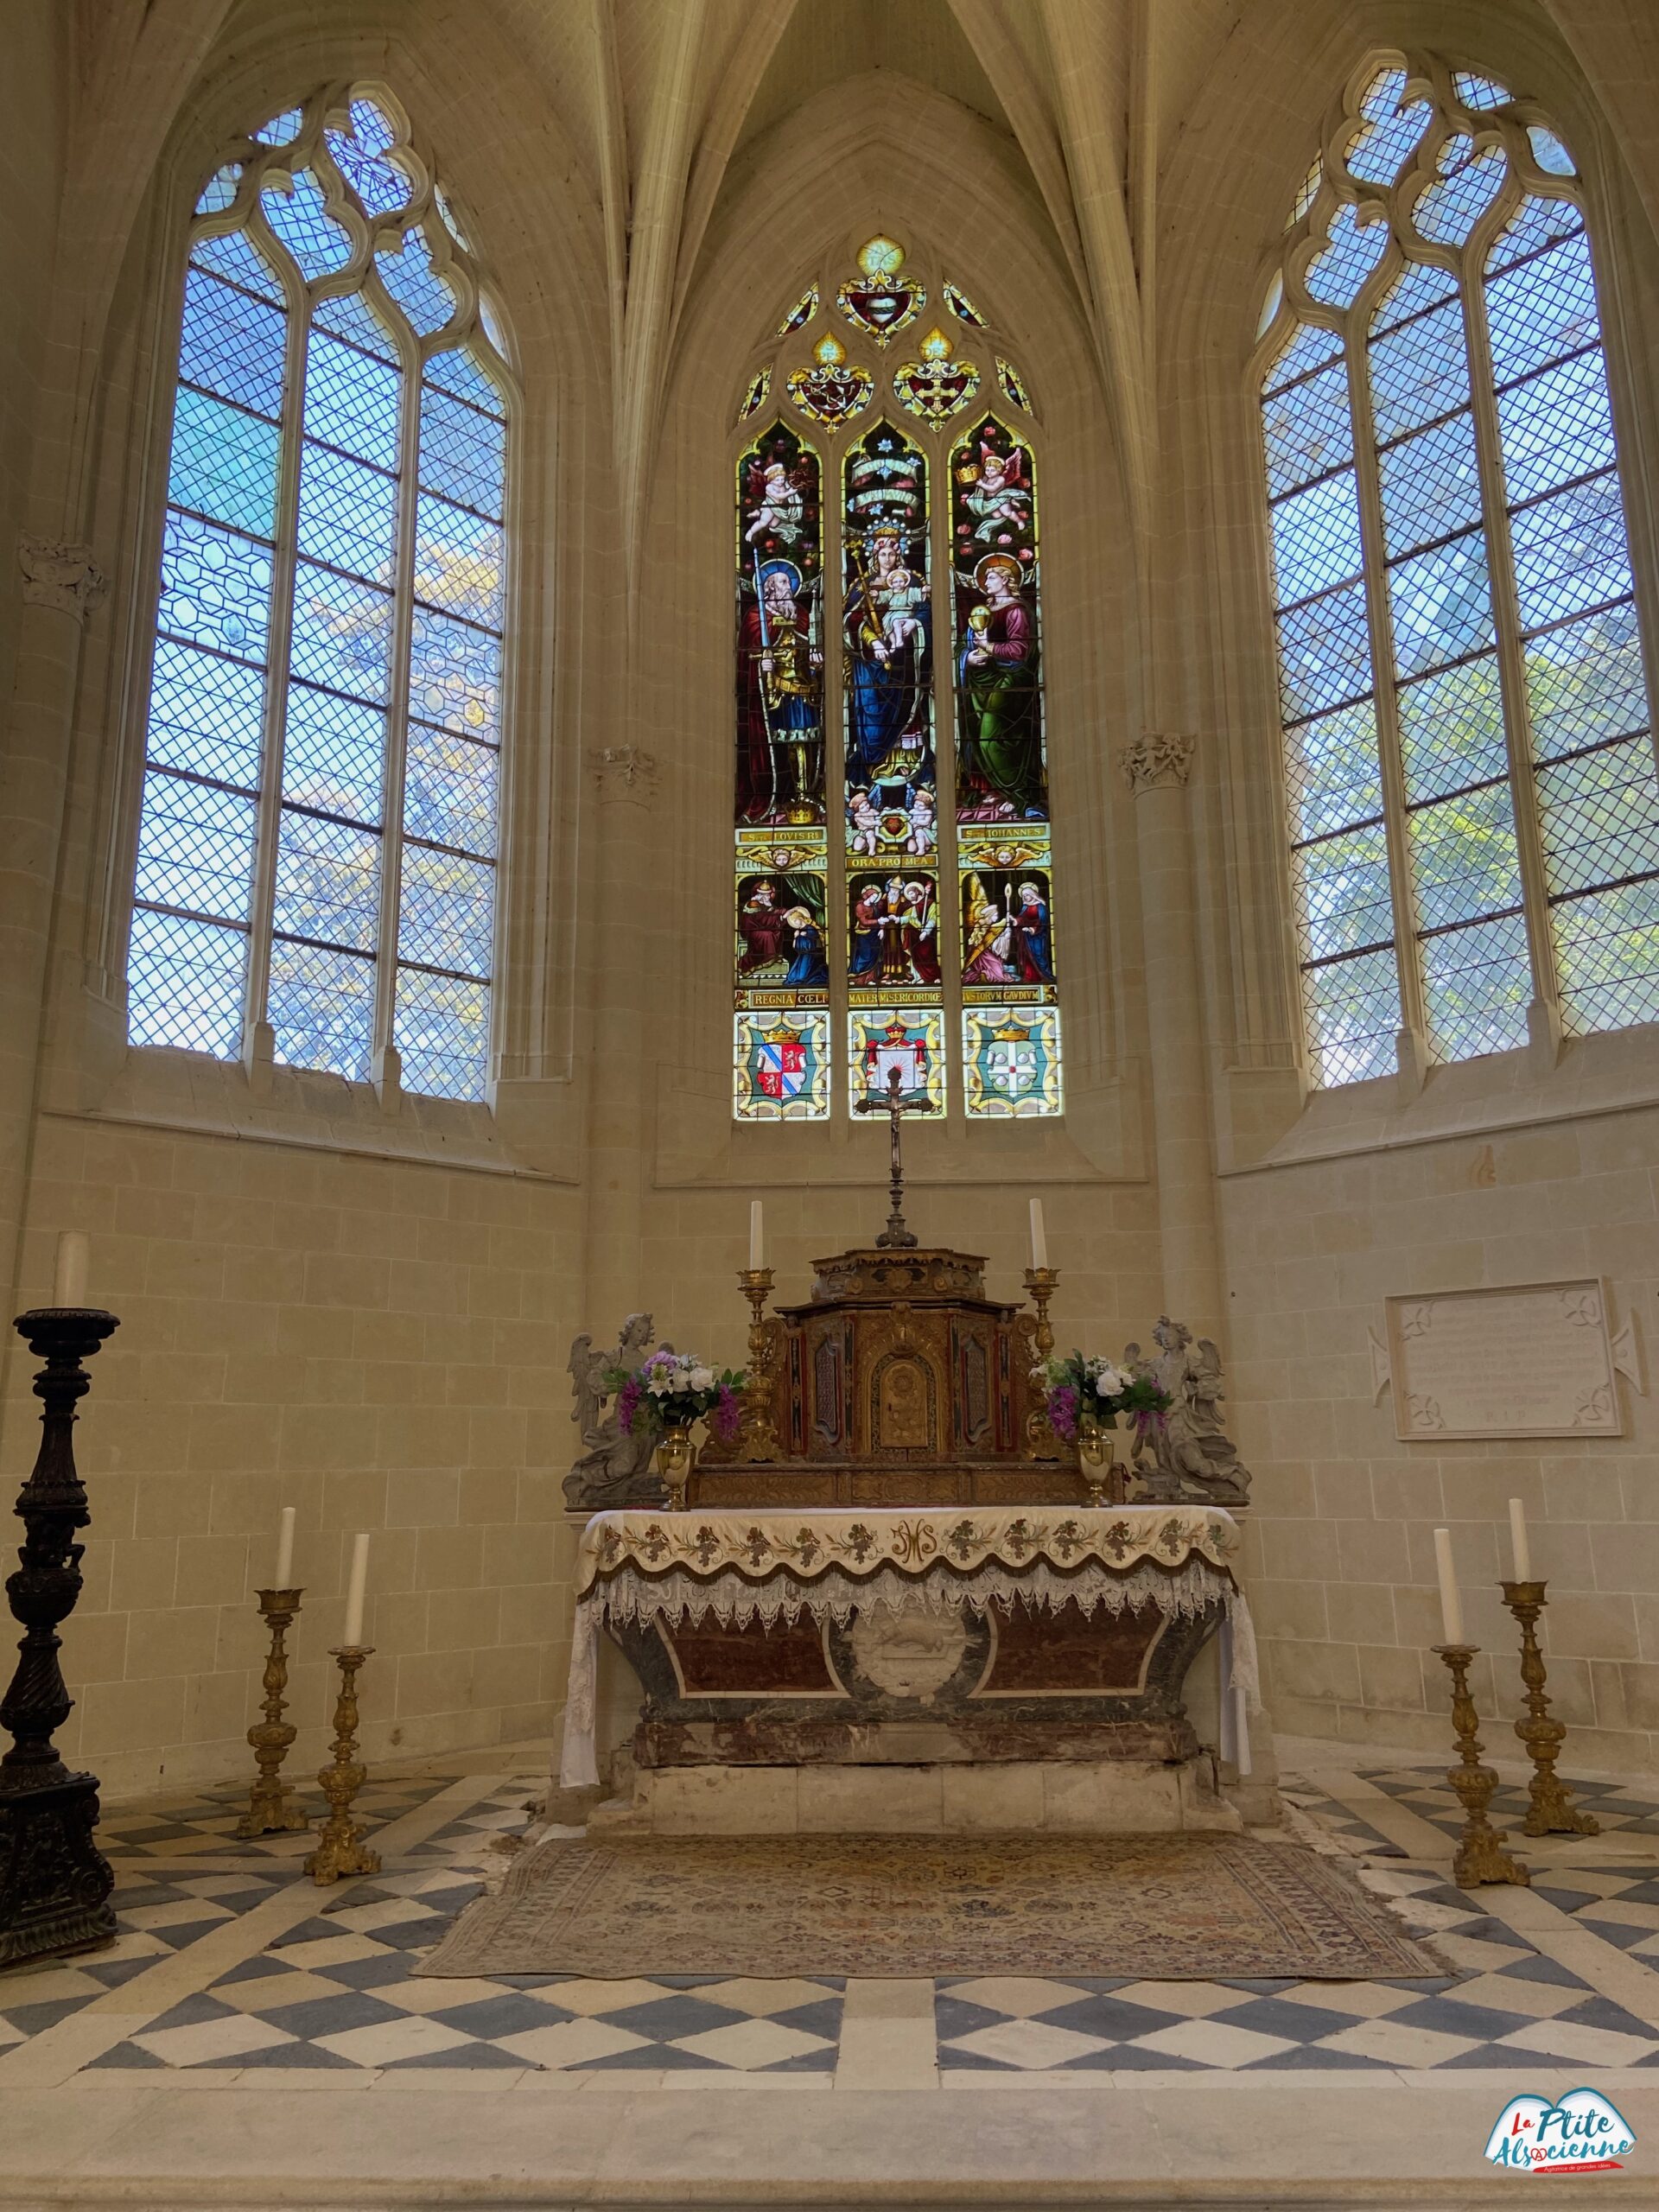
[558,1505,1252,1789]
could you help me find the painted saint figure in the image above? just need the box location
[844,526,933,791]
[956,553,1046,821]
[737,558,823,824]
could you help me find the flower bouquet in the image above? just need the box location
[1034,1351,1172,1503]
[605,1349,747,1509]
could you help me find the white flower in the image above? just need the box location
[690,1365,715,1392]
[646,1371,672,1395]
[1094,1364,1126,1398]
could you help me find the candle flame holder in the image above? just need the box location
[736,1267,780,1465]
[1434,1643,1529,1890]
[303,1647,378,1885]
[1023,1265,1064,1463]
[236,1588,309,1838]
[1500,1579,1599,1838]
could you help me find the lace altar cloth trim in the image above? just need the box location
[575,1503,1242,1597]
[556,1542,1257,1789]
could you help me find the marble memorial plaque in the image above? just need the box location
[1385,1280,1622,1440]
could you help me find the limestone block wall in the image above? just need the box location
[1223,1086,1659,1771]
[4,1115,581,1798]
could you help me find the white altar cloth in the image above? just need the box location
[557,1503,1256,1789]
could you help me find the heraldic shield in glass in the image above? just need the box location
[951,410,1061,1114]
[842,419,944,1114]
[733,419,830,1118]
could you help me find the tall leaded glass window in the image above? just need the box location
[129,87,512,1102]
[1261,57,1659,1087]
[733,238,1061,1119]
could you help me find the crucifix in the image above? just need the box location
[854,1063,928,1249]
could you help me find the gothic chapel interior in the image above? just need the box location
[3,0,1659,2200]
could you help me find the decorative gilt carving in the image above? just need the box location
[588,744,658,803]
[17,536,108,622]
[1118,731,1195,794]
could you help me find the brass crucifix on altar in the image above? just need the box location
[855,1063,928,1249]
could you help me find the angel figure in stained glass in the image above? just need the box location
[960,435,1032,543]
[743,455,805,546]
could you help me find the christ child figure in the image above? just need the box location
[879,565,928,656]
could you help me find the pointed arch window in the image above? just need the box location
[733,238,1060,1119]
[128,87,512,1102]
[1260,57,1659,1087]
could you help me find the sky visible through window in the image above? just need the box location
[1262,60,1659,1088]
[129,90,508,1104]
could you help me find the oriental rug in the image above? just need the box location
[416,1831,1439,1981]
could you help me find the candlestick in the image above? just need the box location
[51,1232,89,1310]
[304,1647,379,1885]
[236,1587,309,1838]
[275,1506,296,1589]
[1500,1580,1599,1838]
[1434,1643,1529,1890]
[736,1267,780,1465]
[1028,1198,1048,1272]
[1,1304,120,1966]
[1022,1265,1064,1463]
[1508,1497,1531,1584]
[749,1199,764,1272]
[342,1532,370,1648]
[1433,1527,1465,1645]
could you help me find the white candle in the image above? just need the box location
[342,1532,370,1647]
[274,1507,296,1589]
[749,1198,764,1271]
[1508,1497,1532,1583]
[52,1231,89,1308]
[1028,1198,1048,1272]
[1433,1527,1465,1645]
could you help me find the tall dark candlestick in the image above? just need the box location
[0,1306,120,1966]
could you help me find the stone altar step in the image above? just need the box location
[587,1754,1244,1837]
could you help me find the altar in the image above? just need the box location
[555,1078,1266,1836]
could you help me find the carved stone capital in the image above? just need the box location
[589,744,658,804]
[18,536,109,622]
[1119,731,1195,795]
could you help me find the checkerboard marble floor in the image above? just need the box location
[5,1743,1659,2084]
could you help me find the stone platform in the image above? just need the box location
[588,1746,1242,1835]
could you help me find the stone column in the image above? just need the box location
[1118,732,1224,1343]
[0,537,108,1325]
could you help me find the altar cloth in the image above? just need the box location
[558,1504,1256,1788]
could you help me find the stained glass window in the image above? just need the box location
[129,86,511,1103]
[1261,56,1659,1085]
[734,238,1059,1117]
[734,423,830,1117]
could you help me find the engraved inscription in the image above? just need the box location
[1386,1281,1623,1440]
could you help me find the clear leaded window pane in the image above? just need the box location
[1262,54,1659,1084]
[129,86,511,1101]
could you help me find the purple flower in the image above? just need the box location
[712,1383,742,1443]
[617,1376,644,1433]
[1047,1382,1080,1440]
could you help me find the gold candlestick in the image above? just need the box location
[236,1587,310,1838]
[304,1647,379,1885]
[1435,1643,1529,1890]
[1500,1579,1599,1838]
[1023,1265,1063,1462]
[737,1267,779,1465]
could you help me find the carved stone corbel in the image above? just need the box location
[18,536,109,623]
[1118,732,1195,794]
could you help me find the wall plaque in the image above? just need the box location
[1381,1281,1637,1441]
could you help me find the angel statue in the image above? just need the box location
[563,1313,667,1510]
[1125,1317,1250,1507]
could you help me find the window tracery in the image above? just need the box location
[733,237,1060,1120]
[128,86,512,1104]
[1260,55,1659,1087]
